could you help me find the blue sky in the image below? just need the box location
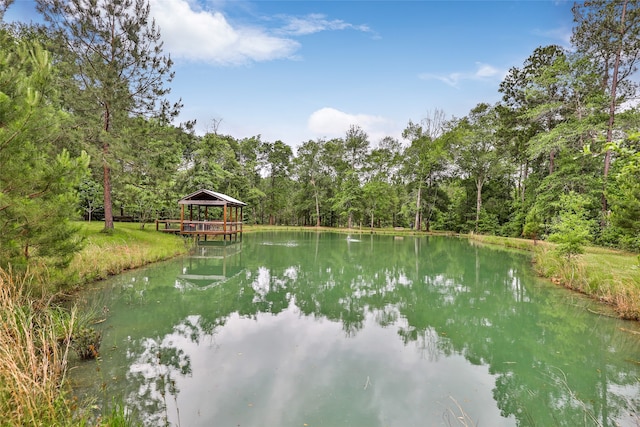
[5,0,574,148]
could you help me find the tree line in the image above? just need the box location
[1,0,639,270]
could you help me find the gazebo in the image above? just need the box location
[155,189,246,241]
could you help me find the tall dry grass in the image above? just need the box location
[0,268,76,426]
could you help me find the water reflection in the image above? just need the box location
[176,243,244,290]
[76,233,640,427]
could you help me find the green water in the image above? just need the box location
[73,232,640,427]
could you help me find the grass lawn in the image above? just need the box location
[57,221,189,288]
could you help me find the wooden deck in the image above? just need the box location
[155,219,243,240]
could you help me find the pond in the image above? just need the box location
[71,232,640,427]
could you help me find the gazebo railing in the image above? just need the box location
[155,219,243,234]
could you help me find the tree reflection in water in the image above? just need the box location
[78,233,640,427]
[127,335,192,426]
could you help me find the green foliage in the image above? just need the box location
[294,139,328,226]
[401,112,449,231]
[77,176,104,221]
[476,209,500,234]
[332,170,363,228]
[610,150,640,237]
[362,180,395,228]
[262,140,293,225]
[448,103,506,232]
[548,192,594,259]
[0,33,89,270]
[522,205,543,241]
[100,400,140,427]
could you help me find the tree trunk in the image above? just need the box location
[102,104,114,230]
[602,0,627,217]
[522,159,529,203]
[312,179,320,227]
[475,178,483,233]
[103,158,114,230]
[425,175,437,233]
[414,185,421,231]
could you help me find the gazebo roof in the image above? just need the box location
[178,189,247,207]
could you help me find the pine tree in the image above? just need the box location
[36,0,180,230]
[572,0,640,215]
[0,30,89,269]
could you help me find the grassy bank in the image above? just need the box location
[53,222,189,290]
[0,222,188,426]
[469,234,640,320]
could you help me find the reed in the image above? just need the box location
[0,268,75,426]
[0,222,186,426]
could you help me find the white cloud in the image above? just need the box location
[307,107,399,143]
[149,0,299,65]
[419,62,504,88]
[474,62,499,78]
[148,1,375,65]
[277,13,373,36]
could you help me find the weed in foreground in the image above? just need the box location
[0,268,74,426]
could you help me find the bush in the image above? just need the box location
[548,192,594,259]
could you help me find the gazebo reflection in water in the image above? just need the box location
[175,241,244,291]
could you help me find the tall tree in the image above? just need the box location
[449,103,504,233]
[180,132,235,193]
[295,139,326,227]
[328,127,370,228]
[332,170,362,229]
[262,140,292,225]
[401,109,448,231]
[36,0,180,231]
[572,0,640,213]
[233,136,265,224]
[362,180,394,229]
[344,124,369,172]
[117,118,186,226]
[608,125,640,249]
[365,136,403,227]
[500,45,570,176]
[0,33,89,269]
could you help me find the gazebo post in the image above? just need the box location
[223,203,227,240]
[234,206,238,240]
[180,205,184,232]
